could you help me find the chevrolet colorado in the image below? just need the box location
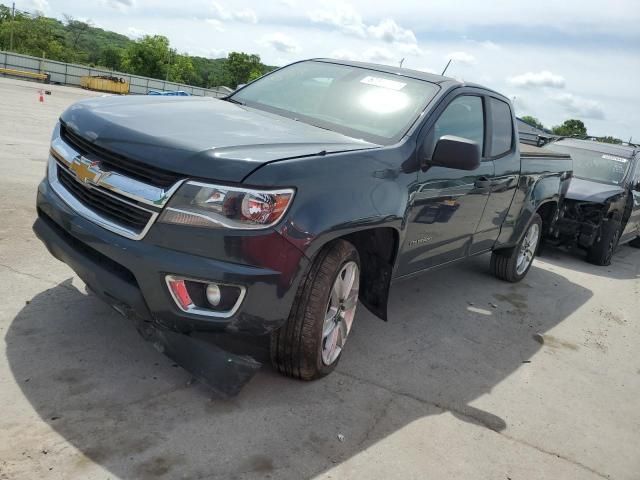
[34,59,572,390]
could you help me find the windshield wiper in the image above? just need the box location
[225,97,244,106]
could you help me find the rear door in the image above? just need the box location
[397,91,493,276]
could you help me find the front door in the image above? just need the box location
[398,94,493,276]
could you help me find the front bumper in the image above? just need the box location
[34,178,309,336]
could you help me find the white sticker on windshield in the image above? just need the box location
[602,154,628,163]
[360,76,406,90]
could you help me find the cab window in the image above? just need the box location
[423,96,484,161]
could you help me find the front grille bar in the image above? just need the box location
[48,134,183,240]
[51,137,183,208]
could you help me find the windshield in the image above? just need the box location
[229,61,439,144]
[547,144,632,185]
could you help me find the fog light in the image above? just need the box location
[206,283,221,306]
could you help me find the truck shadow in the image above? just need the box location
[6,254,592,479]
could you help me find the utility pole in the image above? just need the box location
[399,58,405,68]
[9,2,15,51]
[441,58,452,76]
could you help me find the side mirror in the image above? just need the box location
[430,135,481,171]
[235,83,246,91]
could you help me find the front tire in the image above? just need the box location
[271,240,360,380]
[491,213,542,282]
[586,219,621,266]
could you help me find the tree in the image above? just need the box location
[521,115,544,130]
[168,54,197,84]
[99,45,123,71]
[120,35,171,79]
[223,52,264,88]
[63,14,91,50]
[552,119,587,137]
[598,136,622,145]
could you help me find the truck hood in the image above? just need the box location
[566,177,625,203]
[60,96,378,183]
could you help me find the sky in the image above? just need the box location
[19,0,640,140]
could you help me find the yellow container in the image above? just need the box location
[80,76,129,94]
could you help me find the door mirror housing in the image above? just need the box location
[430,135,481,171]
[235,83,246,91]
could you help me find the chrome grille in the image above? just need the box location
[56,163,153,231]
[60,123,180,188]
[48,130,183,240]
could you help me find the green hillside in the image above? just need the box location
[0,4,273,88]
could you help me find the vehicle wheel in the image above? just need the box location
[491,213,542,282]
[271,240,360,380]
[629,237,640,248]
[586,219,622,266]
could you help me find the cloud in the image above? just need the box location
[367,18,417,44]
[103,0,134,10]
[308,2,366,37]
[233,8,258,24]
[205,18,225,31]
[479,40,500,50]
[261,33,301,53]
[329,49,357,60]
[551,93,605,119]
[309,3,418,49]
[279,0,297,6]
[126,26,147,38]
[363,47,396,64]
[210,1,258,24]
[508,70,565,88]
[446,51,476,64]
[209,49,227,59]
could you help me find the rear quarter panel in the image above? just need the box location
[495,152,572,248]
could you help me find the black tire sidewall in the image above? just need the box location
[588,219,621,265]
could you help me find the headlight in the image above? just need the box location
[158,181,295,229]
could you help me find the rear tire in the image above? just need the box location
[586,219,621,266]
[270,240,360,380]
[629,237,640,248]
[491,213,542,282]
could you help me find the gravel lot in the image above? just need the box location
[1,76,639,480]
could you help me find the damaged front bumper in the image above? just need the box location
[33,178,309,395]
[555,200,607,249]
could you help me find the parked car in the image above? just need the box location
[543,138,640,265]
[147,90,190,96]
[33,59,572,389]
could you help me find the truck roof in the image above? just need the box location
[310,58,495,92]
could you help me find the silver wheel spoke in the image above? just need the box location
[321,260,360,366]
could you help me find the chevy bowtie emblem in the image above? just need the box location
[69,156,108,185]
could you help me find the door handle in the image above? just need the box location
[474,176,493,189]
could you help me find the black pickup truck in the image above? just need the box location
[34,59,572,391]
